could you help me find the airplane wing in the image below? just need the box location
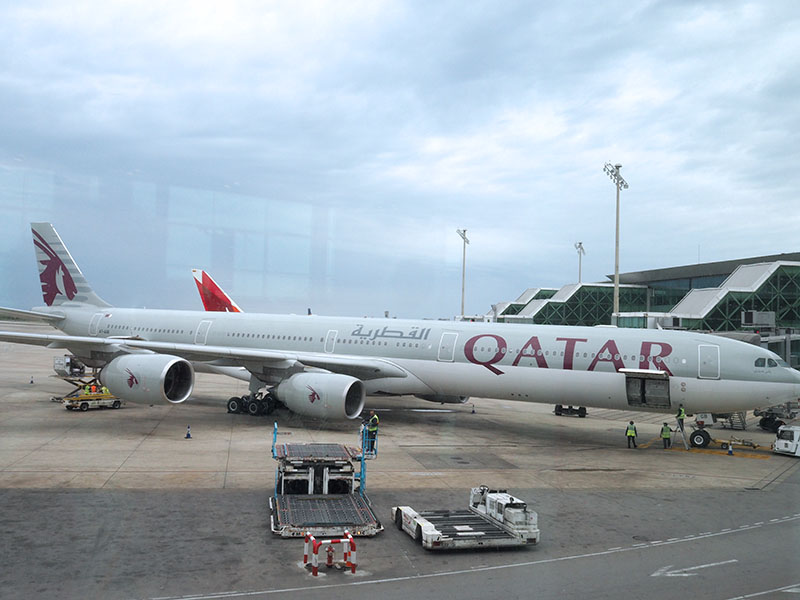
[0,330,408,381]
[0,306,65,323]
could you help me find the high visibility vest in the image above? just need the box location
[368,415,379,432]
[84,385,90,394]
[626,424,637,436]
[661,425,671,438]
[677,407,686,419]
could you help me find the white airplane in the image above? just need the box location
[1,223,799,447]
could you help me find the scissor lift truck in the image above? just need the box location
[50,355,121,410]
[269,423,383,538]
[773,425,800,457]
[392,486,539,550]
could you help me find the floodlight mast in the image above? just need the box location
[574,241,585,283]
[456,229,470,318]
[603,163,629,324]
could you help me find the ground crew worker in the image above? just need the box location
[661,422,672,448]
[90,383,97,393]
[83,384,90,395]
[676,403,686,432]
[626,420,638,448]
[101,386,109,395]
[366,410,379,452]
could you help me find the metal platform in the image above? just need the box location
[415,509,517,541]
[270,493,382,537]
[273,443,359,462]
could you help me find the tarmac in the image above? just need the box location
[1,323,799,599]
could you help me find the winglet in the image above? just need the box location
[31,223,111,307]
[191,269,242,312]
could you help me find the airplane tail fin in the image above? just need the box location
[192,269,242,312]
[31,222,111,308]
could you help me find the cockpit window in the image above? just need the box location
[754,358,766,367]
[767,358,778,368]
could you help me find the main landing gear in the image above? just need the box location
[227,392,279,417]
[554,404,587,418]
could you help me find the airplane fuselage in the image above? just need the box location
[41,304,800,414]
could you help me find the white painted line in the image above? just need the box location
[651,559,738,577]
[754,522,764,525]
[607,547,622,551]
[650,540,663,544]
[724,582,800,599]
[138,516,800,600]
[721,528,732,532]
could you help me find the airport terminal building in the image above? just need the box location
[486,253,800,368]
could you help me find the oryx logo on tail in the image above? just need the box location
[32,230,77,306]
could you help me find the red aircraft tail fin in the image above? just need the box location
[191,269,242,312]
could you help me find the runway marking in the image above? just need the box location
[138,514,800,600]
[724,582,800,598]
[650,559,738,577]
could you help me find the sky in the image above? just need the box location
[1,1,799,319]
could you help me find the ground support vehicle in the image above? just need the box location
[63,394,122,411]
[50,355,121,411]
[553,404,586,417]
[754,402,799,433]
[269,423,382,538]
[392,486,539,550]
[773,425,800,457]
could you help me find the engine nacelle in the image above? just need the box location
[100,354,194,404]
[415,394,470,404]
[275,373,365,420]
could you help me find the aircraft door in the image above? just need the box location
[437,332,458,362]
[194,320,212,345]
[698,344,720,379]
[624,371,671,409]
[324,330,337,353]
[88,313,103,336]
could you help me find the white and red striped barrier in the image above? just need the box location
[302,530,357,576]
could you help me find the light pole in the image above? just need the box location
[456,229,469,317]
[603,163,629,324]
[574,242,585,283]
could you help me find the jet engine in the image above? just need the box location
[100,354,194,404]
[415,394,470,404]
[275,373,365,420]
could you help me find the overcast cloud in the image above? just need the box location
[1,1,799,318]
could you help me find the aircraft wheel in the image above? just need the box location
[758,417,775,431]
[771,420,786,433]
[577,406,587,418]
[112,400,121,409]
[554,404,563,416]
[264,396,277,415]
[690,429,711,448]
[80,402,89,412]
[248,400,263,416]
[227,397,241,414]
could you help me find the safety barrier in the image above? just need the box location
[302,530,357,576]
